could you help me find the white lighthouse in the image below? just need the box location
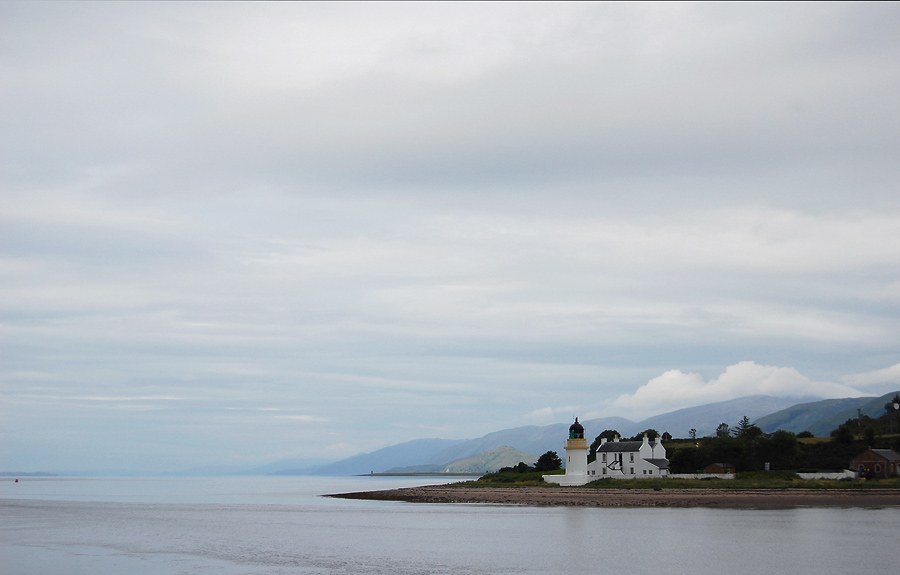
[543,417,590,486]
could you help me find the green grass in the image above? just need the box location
[583,473,900,490]
[461,469,900,489]
[467,469,563,486]
[797,436,834,444]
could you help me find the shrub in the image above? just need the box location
[735,470,800,481]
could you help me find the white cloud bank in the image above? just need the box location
[841,363,900,390]
[611,361,865,419]
[526,405,580,423]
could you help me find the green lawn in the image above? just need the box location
[465,469,900,489]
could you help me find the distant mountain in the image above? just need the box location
[443,446,537,473]
[178,457,333,476]
[280,438,466,476]
[639,395,815,438]
[419,396,808,470]
[755,391,899,436]
[265,394,880,476]
[754,397,874,435]
[426,417,634,466]
[381,463,444,473]
[385,445,538,474]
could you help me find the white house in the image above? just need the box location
[589,434,669,478]
[544,418,669,486]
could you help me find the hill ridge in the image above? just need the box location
[287,394,868,475]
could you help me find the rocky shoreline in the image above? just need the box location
[327,485,900,508]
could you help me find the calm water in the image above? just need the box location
[1,476,896,575]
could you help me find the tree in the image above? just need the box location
[716,423,731,438]
[764,430,800,470]
[595,429,620,441]
[885,395,900,434]
[588,430,621,463]
[499,461,534,473]
[733,416,753,437]
[661,431,672,442]
[689,429,697,440]
[732,416,763,441]
[630,429,659,441]
[864,426,876,445]
[832,424,854,444]
[534,450,562,472]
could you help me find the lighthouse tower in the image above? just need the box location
[564,417,589,477]
[543,417,590,486]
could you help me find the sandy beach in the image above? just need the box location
[328,485,900,508]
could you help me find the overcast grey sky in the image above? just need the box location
[2,3,899,473]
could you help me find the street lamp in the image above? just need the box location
[885,401,900,435]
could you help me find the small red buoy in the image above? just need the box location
[15,479,18,483]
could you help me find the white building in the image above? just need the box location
[544,418,669,486]
[543,418,591,486]
[590,434,669,478]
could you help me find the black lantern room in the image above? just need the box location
[569,417,584,439]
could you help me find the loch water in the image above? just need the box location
[1,476,896,575]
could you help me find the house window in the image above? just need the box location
[602,454,606,462]
[629,453,634,462]
[630,467,634,474]
[649,469,653,475]
[875,464,881,473]
[642,470,646,474]
[603,468,607,475]
[859,464,865,472]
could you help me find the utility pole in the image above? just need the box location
[885,401,900,435]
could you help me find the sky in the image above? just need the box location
[2,3,900,473]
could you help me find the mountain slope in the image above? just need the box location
[284,438,465,476]
[268,394,872,475]
[443,446,537,473]
[808,392,898,436]
[638,395,814,438]
[753,391,900,436]
[426,417,635,465]
[753,397,874,435]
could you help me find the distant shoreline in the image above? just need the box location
[327,485,900,508]
[354,472,483,477]
[0,472,58,477]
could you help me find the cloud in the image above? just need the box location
[525,406,579,422]
[273,415,329,423]
[841,363,900,390]
[2,4,900,471]
[611,361,865,419]
[78,396,186,401]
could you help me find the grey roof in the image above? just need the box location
[646,459,669,469]
[871,449,900,462]
[597,441,643,453]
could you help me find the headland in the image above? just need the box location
[327,484,900,508]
